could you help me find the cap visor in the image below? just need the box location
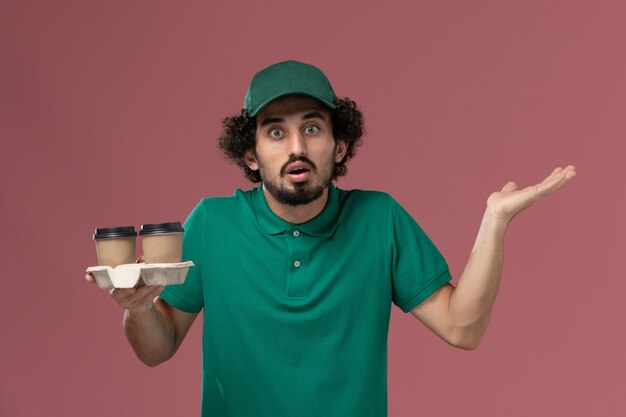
[248,92,336,116]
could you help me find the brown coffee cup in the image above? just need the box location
[93,226,137,268]
[140,222,184,264]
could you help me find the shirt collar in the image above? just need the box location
[254,182,339,237]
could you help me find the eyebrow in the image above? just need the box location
[302,111,326,121]
[260,117,283,127]
[260,111,327,127]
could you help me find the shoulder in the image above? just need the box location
[193,188,257,212]
[336,187,396,220]
[336,187,421,225]
[338,187,393,207]
[184,188,257,228]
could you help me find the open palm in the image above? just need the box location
[487,165,577,223]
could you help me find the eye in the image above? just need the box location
[269,128,283,138]
[304,125,319,134]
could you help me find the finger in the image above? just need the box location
[562,165,577,178]
[535,174,565,195]
[111,284,160,307]
[545,165,576,183]
[119,286,163,311]
[137,255,145,263]
[548,166,563,177]
[128,286,164,309]
[541,167,565,184]
[535,169,575,196]
[509,165,576,200]
[501,181,518,193]
[549,169,576,192]
[109,287,137,301]
[85,273,95,283]
[566,168,577,179]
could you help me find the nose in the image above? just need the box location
[287,130,306,156]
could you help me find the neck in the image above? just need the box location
[263,185,329,224]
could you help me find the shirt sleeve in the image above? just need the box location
[388,197,453,313]
[159,200,205,313]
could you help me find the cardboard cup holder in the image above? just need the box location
[86,261,194,289]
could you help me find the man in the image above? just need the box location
[86,60,576,416]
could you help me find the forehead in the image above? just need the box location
[256,95,330,121]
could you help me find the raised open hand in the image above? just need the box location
[486,165,577,224]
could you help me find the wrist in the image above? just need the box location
[481,209,509,235]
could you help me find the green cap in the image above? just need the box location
[244,60,337,116]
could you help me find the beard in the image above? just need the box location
[257,153,335,207]
[263,177,327,206]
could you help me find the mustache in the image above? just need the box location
[280,155,317,177]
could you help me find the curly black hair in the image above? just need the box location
[218,97,364,183]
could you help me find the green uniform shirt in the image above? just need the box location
[160,183,453,417]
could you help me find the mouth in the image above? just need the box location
[285,163,312,182]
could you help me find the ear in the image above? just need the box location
[244,149,259,171]
[335,139,348,163]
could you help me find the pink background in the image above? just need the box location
[1,1,624,416]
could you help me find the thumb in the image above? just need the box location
[137,255,145,263]
[501,181,518,193]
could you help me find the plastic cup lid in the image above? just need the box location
[93,226,137,240]
[139,222,184,235]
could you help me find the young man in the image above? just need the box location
[87,60,576,417]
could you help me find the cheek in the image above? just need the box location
[256,139,283,158]
[254,153,280,175]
